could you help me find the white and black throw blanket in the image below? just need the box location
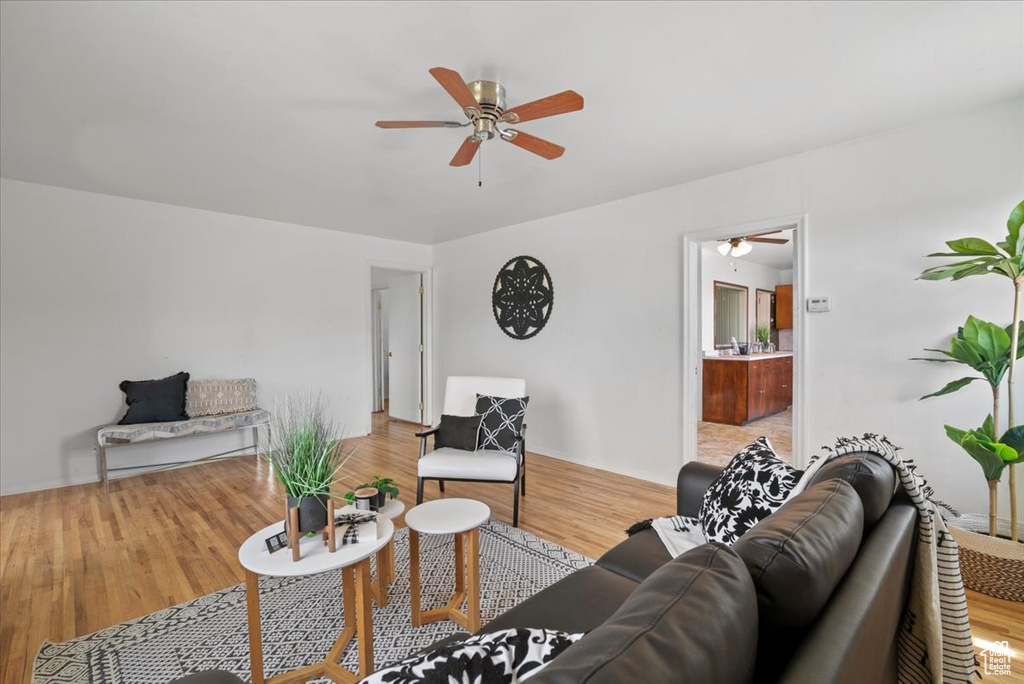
[810,435,977,684]
[358,628,582,684]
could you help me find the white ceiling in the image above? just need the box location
[2,2,1022,245]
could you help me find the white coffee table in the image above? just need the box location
[338,498,406,606]
[405,498,490,633]
[238,513,395,684]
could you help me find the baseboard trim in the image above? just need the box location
[526,444,677,489]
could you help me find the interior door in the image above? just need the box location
[387,273,423,424]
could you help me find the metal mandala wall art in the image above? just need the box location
[492,256,554,340]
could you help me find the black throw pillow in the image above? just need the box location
[475,394,529,452]
[117,372,190,425]
[434,414,483,451]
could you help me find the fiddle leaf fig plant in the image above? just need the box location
[917,199,1024,540]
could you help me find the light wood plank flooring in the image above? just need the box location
[1,411,1020,683]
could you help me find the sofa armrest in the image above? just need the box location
[677,462,723,517]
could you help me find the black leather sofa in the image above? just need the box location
[173,451,914,684]
[457,451,914,684]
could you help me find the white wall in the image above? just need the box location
[432,98,1024,518]
[0,179,430,495]
[700,248,786,351]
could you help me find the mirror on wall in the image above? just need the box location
[756,289,775,331]
[714,281,748,347]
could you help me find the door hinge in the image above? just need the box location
[419,344,424,353]
[418,286,424,295]
[418,402,424,411]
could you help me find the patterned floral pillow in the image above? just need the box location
[357,627,582,684]
[475,394,529,452]
[698,437,799,545]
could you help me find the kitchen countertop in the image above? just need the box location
[704,351,793,362]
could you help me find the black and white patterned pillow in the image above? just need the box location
[698,437,799,545]
[357,627,582,684]
[475,394,529,452]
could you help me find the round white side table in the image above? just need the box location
[338,498,406,605]
[238,514,395,684]
[405,498,490,633]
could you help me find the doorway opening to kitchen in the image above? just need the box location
[681,216,807,469]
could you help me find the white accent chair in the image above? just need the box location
[416,376,527,526]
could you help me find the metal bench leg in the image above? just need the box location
[252,426,260,458]
[99,444,109,494]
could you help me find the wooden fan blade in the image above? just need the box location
[450,136,481,167]
[501,90,584,124]
[505,130,565,160]
[376,120,462,128]
[747,237,789,244]
[749,230,782,237]
[429,67,480,113]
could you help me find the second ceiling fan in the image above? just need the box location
[376,67,584,167]
[717,231,790,257]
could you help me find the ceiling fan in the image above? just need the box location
[717,231,790,257]
[376,67,584,167]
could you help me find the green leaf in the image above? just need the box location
[945,238,1000,256]
[963,316,1011,360]
[920,376,979,399]
[1000,426,1024,454]
[1007,200,1024,256]
[918,257,995,281]
[980,414,995,441]
[950,337,985,367]
[945,425,968,444]
[992,441,1019,463]
[958,434,1007,481]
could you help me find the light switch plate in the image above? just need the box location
[807,296,832,313]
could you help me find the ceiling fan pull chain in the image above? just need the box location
[478,144,483,188]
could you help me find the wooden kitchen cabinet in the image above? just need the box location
[703,355,793,426]
[775,284,793,330]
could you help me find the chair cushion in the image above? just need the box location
[476,394,529,451]
[479,566,640,636]
[418,448,518,481]
[806,452,896,529]
[434,414,483,451]
[528,543,759,684]
[732,478,864,683]
[698,437,800,545]
[594,528,672,583]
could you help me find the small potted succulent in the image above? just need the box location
[345,475,400,511]
[262,393,352,534]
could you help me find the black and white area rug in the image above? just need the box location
[33,520,591,684]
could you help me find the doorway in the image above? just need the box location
[371,267,425,426]
[681,215,807,469]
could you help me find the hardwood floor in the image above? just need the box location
[1,411,1021,683]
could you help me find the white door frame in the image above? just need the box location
[680,214,809,468]
[366,261,433,433]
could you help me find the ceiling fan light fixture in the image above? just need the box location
[717,242,732,256]
[734,241,753,257]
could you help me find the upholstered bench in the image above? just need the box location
[97,378,270,492]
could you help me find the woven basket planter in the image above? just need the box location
[950,525,1024,602]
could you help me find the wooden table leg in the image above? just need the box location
[374,546,389,607]
[355,558,374,677]
[409,530,421,627]
[244,570,265,684]
[454,532,465,595]
[466,528,480,632]
[385,537,396,586]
